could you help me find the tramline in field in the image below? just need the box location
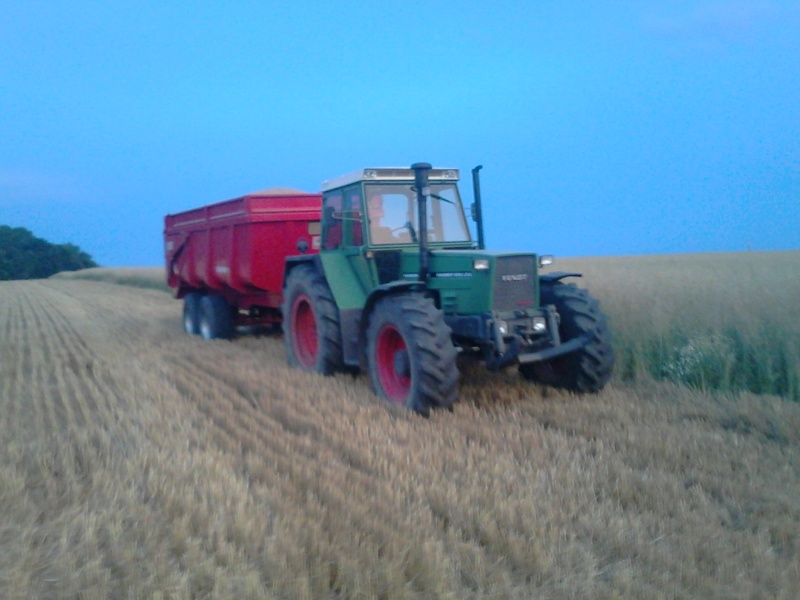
[164,163,614,412]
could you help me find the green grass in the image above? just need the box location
[555,250,800,401]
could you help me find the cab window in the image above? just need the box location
[321,186,365,249]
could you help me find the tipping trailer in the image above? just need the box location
[165,164,614,414]
[164,188,322,339]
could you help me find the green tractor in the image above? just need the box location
[282,163,614,413]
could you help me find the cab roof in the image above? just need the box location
[321,167,459,192]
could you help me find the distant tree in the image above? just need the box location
[0,225,98,280]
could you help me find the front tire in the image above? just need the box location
[520,283,614,392]
[282,265,343,374]
[366,294,459,414]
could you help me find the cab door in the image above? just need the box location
[321,185,378,294]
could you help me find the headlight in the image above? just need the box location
[539,254,554,268]
[473,258,490,270]
[532,317,547,333]
[497,320,509,335]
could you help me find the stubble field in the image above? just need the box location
[2,252,799,599]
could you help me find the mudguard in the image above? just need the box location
[540,271,582,283]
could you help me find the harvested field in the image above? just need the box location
[1,274,799,598]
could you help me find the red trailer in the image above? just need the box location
[164,188,321,338]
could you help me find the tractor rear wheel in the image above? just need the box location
[520,282,614,392]
[199,295,234,340]
[183,292,202,335]
[282,265,343,374]
[366,294,458,414]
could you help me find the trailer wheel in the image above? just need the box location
[366,294,458,415]
[282,265,343,374]
[183,292,202,335]
[199,295,233,340]
[520,283,614,392]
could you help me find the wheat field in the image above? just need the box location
[556,251,800,400]
[2,259,799,598]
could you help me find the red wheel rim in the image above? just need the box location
[375,324,410,403]
[291,294,317,367]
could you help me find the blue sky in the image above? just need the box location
[1,1,798,266]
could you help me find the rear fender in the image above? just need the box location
[283,255,323,288]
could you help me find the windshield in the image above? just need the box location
[364,183,471,246]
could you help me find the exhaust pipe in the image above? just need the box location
[411,162,432,283]
[471,165,485,250]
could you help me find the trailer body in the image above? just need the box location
[164,189,321,323]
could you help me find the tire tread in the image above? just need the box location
[367,294,459,413]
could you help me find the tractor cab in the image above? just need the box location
[320,167,473,252]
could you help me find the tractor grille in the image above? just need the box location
[493,255,536,312]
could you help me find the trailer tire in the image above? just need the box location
[282,265,343,375]
[366,294,458,415]
[199,295,233,340]
[183,292,202,335]
[520,283,614,392]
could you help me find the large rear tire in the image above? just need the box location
[199,295,233,340]
[520,282,614,392]
[282,265,343,374]
[183,292,202,335]
[366,294,459,415]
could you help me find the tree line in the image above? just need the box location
[0,225,98,280]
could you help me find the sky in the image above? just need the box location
[1,0,798,266]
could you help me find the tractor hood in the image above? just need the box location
[395,249,542,315]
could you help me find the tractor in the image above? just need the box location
[281,163,614,413]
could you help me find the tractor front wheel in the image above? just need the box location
[282,265,343,374]
[520,282,614,392]
[366,294,458,414]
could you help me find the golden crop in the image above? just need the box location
[2,254,799,599]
